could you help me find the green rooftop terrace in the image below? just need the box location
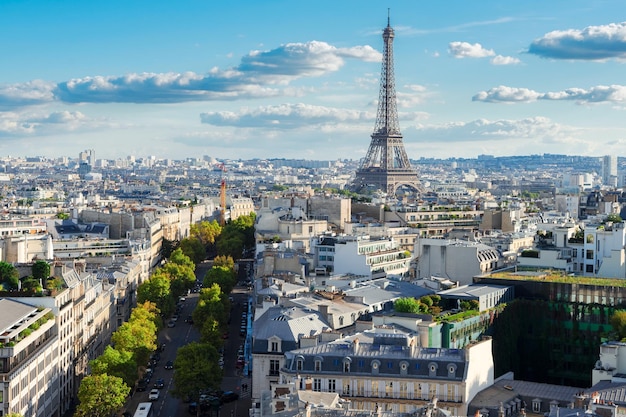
[484,268,626,288]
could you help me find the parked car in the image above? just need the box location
[149,389,160,401]
[221,391,239,403]
[167,320,176,328]
[136,381,148,392]
[165,360,174,369]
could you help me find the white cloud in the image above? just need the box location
[472,86,542,103]
[0,80,56,110]
[528,21,626,60]
[3,41,380,107]
[474,84,626,104]
[490,55,521,65]
[448,42,495,58]
[200,103,428,129]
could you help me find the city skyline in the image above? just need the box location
[2,1,626,161]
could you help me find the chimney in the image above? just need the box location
[353,338,360,354]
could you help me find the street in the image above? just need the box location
[122,262,253,417]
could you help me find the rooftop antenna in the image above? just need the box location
[387,8,390,27]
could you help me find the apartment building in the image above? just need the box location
[314,236,411,278]
[415,239,502,285]
[0,299,59,417]
[279,331,494,416]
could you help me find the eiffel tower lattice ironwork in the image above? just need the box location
[352,15,422,195]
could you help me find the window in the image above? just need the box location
[328,379,336,392]
[385,381,393,397]
[586,264,594,273]
[399,381,408,398]
[586,250,594,260]
[315,360,321,371]
[313,378,321,392]
[269,360,280,376]
[447,384,455,401]
[343,358,351,373]
[271,341,279,352]
[297,359,303,371]
[343,380,351,395]
[532,400,541,413]
[372,380,379,397]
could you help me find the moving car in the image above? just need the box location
[148,389,160,401]
[167,320,176,328]
[164,360,174,369]
[154,378,165,389]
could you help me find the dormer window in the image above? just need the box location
[428,362,438,377]
[400,361,409,376]
[371,359,381,375]
[447,363,457,377]
[268,336,281,353]
[343,357,352,373]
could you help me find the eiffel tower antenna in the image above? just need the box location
[352,13,422,196]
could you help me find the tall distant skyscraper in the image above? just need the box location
[352,15,422,196]
[602,155,617,187]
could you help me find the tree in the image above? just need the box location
[32,260,50,281]
[74,374,130,417]
[179,237,206,264]
[607,213,623,223]
[162,261,196,298]
[200,317,224,351]
[0,261,19,291]
[161,238,179,259]
[111,319,157,366]
[131,301,162,330]
[169,248,196,271]
[137,271,175,317]
[89,346,137,387]
[193,284,227,328]
[216,235,244,260]
[190,220,222,247]
[203,266,236,295]
[394,297,421,314]
[213,255,234,270]
[610,310,626,340]
[20,276,42,294]
[171,342,222,402]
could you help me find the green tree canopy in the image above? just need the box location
[169,248,196,271]
[162,261,196,298]
[203,266,236,295]
[74,374,130,417]
[191,220,222,247]
[610,310,626,340]
[31,260,50,281]
[137,271,175,317]
[89,346,137,387]
[199,317,224,351]
[213,255,235,270]
[111,319,157,366]
[394,297,421,314]
[20,276,42,294]
[0,261,19,291]
[193,284,227,329]
[607,213,623,223]
[171,342,222,402]
[179,237,206,264]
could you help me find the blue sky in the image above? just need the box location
[2,0,626,161]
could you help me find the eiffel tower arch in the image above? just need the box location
[352,15,422,196]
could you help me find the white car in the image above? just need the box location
[149,389,160,401]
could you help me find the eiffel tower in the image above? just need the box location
[352,15,422,196]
